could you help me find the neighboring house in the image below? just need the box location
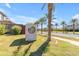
[66,24,79,31]
[0,11,25,34]
[0,11,8,21]
[0,20,15,33]
[66,19,79,31]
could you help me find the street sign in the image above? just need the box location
[25,23,37,41]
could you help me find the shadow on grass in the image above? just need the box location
[10,38,34,46]
[10,38,34,56]
[29,39,50,56]
[23,42,33,56]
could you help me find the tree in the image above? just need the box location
[34,21,39,31]
[61,21,66,33]
[48,3,54,41]
[42,3,54,41]
[39,17,46,34]
[12,25,22,35]
[55,23,58,32]
[71,19,77,34]
[0,24,7,35]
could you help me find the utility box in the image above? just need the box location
[25,23,37,41]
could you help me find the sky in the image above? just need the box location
[0,3,79,26]
[0,3,47,25]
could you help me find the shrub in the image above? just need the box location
[12,25,22,35]
[0,24,7,35]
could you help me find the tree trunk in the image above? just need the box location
[37,24,38,31]
[73,23,75,34]
[41,23,43,34]
[63,25,64,33]
[56,26,57,33]
[48,3,53,41]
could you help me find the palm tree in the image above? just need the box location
[55,23,58,33]
[48,3,54,41]
[39,17,46,34]
[71,19,77,34]
[42,3,54,41]
[34,21,39,31]
[61,21,66,33]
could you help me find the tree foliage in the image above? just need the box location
[0,24,7,35]
[12,25,22,35]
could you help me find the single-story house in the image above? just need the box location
[0,11,25,34]
[0,20,25,34]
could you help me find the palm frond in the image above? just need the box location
[41,3,46,10]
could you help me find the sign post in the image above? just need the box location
[25,23,37,41]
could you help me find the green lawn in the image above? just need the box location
[68,32,79,34]
[0,34,79,56]
[0,34,46,56]
[43,39,79,56]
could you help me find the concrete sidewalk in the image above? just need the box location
[40,33,79,47]
[52,36,79,47]
[43,32,79,38]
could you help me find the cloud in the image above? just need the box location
[0,8,6,13]
[72,14,79,20]
[0,8,12,18]
[0,8,9,16]
[0,8,38,25]
[17,15,38,22]
[11,15,38,25]
[5,3,11,8]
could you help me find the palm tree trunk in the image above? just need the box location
[63,25,64,33]
[55,25,57,33]
[41,23,43,34]
[37,24,38,31]
[48,3,53,41]
[73,23,75,34]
